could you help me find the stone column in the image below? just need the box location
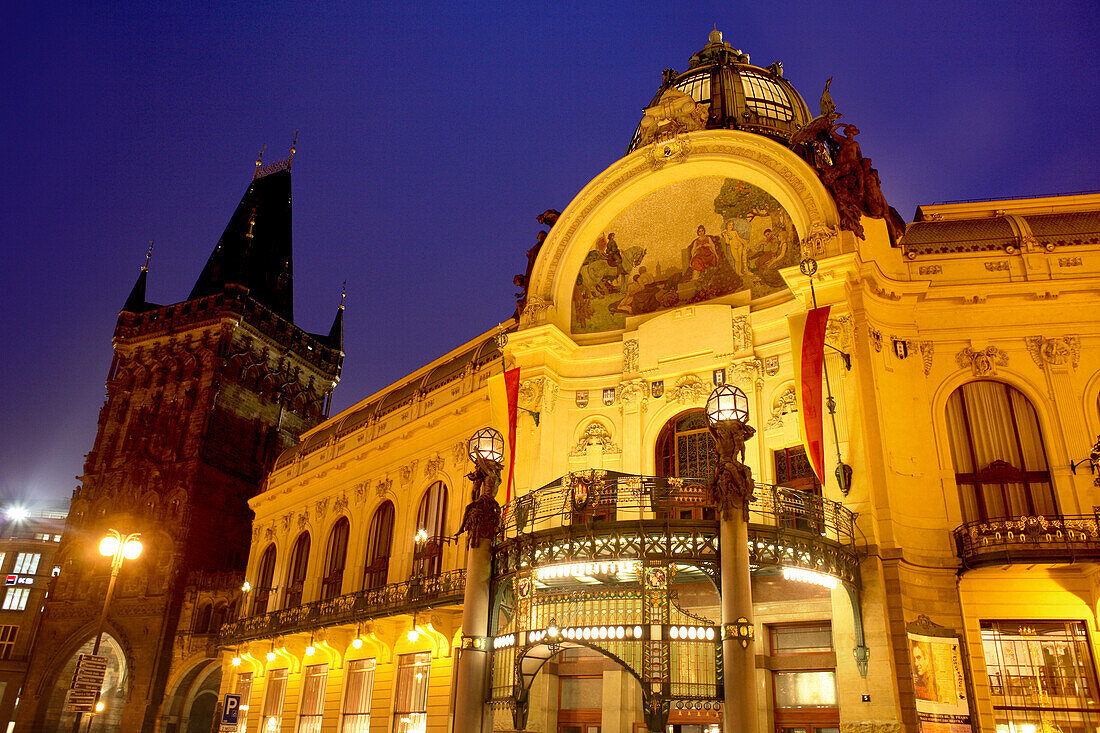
[721,512,757,733]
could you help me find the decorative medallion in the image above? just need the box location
[763,356,780,376]
[1025,335,1081,370]
[570,475,592,513]
[651,380,664,399]
[956,345,1008,377]
[516,576,532,600]
[712,368,726,386]
[893,339,909,360]
[868,327,883,352]
[575,390,589,409]
[603,388,616,406]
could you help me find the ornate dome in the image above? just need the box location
[627,30,813,154]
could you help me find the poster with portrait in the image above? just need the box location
[907,631,972,733]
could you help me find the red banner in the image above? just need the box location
[788,306,831,483]
[504,367,521,503]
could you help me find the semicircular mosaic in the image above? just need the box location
[571,176,799,333]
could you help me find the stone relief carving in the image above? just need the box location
[730,357,764,389]
[623,340,640,373]
[333,494,349,516]
[636,87,708,147]
[868,327,883,352]
[840,722,902,733]
[264,525,274,541]
[765,387,797,429]
[375,477,392,497]
[518,378,544,410]
[452,441,467,466]
[315,498,329,520]
[917,265,943,275]
[800,222,838,259]
[666,374,707,404]
[1025,335,1081,370]
[251,526,260,542]
[279,513,291,533]
[918,341,934,376]
[569,421,621,456]
[731,316,752,353]
[956,345,1008,376]
[519,296,551,327]
[425,454,445,478]
[617,379,647,413]
[763,356,780,377]
[399,460,418,486]
[825,314,852,350]
[297,511,309,532]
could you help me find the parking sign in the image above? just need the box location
[220,693,241,727]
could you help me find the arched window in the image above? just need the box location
[252,544,277,616]
[946,381,1056,522]
[413,482,448,578]
[194,603,213,634]
[284,532,310,608]
[656,410,717,479]
[363,501,395,590]
[321,518,350,600]
[210,604,227,633]
[655,410,716,520]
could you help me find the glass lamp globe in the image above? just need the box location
[99,535,120,557]
[705,384,749,426]
[468,427,505,464]
[123,539,142,560]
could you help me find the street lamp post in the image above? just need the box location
[453,428,505,733]
[704,385,759,733]
[73,529,142,733]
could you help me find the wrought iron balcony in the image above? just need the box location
[954,514,1100,570]
[218,569,465,645]
[496,472,860,586]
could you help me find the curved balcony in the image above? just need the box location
[954,515,1100,570]
[494,472,860,586]
[218,569,465,646]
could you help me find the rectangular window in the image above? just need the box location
[13,553,40,575]
[341,658,376,733]
[981,620,1100,731]
[774,671,838,707]
[237,672,253,733]
[771,623,833,655]
[0,626,17,660]
[393,652,430,733]
[298,663,328,733]
[262,668,288,732]
[3,588,29,611]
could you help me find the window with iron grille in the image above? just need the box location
[341,658,376,733]
[284,532,310,608]
[412,483,448,578]
[363,502,394,590]
[981,620,1100,732]
[321,518,349,600]
[655,410,717,520]
[252,544,277,615]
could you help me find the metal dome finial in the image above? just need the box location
[709,27,722,44]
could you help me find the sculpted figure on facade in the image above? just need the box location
[708,420,756,518]
[957,345,1008,376]
[459,453,503,548]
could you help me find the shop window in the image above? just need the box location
[770,623,833,656]
[394,652,430,733]
[980,620,1100,732]
[0,626,17,660]
[412,483,448,578]
[298,662,328,733]
[341,658,376,733]
[321,518,350,600]
[769,622,838,733]
[363,502,394,590]
[252,544,277,616]
[284,532,310,607]
[946,381,1056,522]
[655,410,717,520]
[262,668,288,732]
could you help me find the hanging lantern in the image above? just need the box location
[705,384,749,426]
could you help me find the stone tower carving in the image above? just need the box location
[18,160,343,732]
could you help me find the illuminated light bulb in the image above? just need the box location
[688,627,697,639]
[241,581,251,592]
[669,626,679,639]
[548,624,559,637]
[266,651,276,662]
[99,536,120,557]
[407,628,421,643]
[352,638,363,649]
[95,702,105,713]
[679,626,688,639]
[231,656,242,666]
[705,628,715,641]
[123,539,142,560]
[616,626,624,639]
[305,645,316,656]
[582,628,591,640]
[634,626,643,639]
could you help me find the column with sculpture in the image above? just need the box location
[705,385,759,733]
[453,428,505,733]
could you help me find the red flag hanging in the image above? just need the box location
[787,306,831,483]
[503,367,521,503]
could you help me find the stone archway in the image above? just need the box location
[41,634,128,732]
[158,659,222,733]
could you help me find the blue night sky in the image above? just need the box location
[2,1,1097,506]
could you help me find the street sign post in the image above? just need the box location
[219,693,241,732]
[64,654,109,713]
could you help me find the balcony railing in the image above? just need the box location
[954,514,1100,569]
[501,473,856,546]
[219,569,465,645]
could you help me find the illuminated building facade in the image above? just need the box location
[16,154,344,732]
[217,32,1100,733]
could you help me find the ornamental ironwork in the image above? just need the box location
[217,569,465,645]
[954,514,1100,570]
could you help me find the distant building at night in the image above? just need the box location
[214,30,1100,733]
[0,505,67,730]
[15,153,344,732]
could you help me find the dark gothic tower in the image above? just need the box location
[17,154,344,732]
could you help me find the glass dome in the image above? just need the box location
[627,30,813,154]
